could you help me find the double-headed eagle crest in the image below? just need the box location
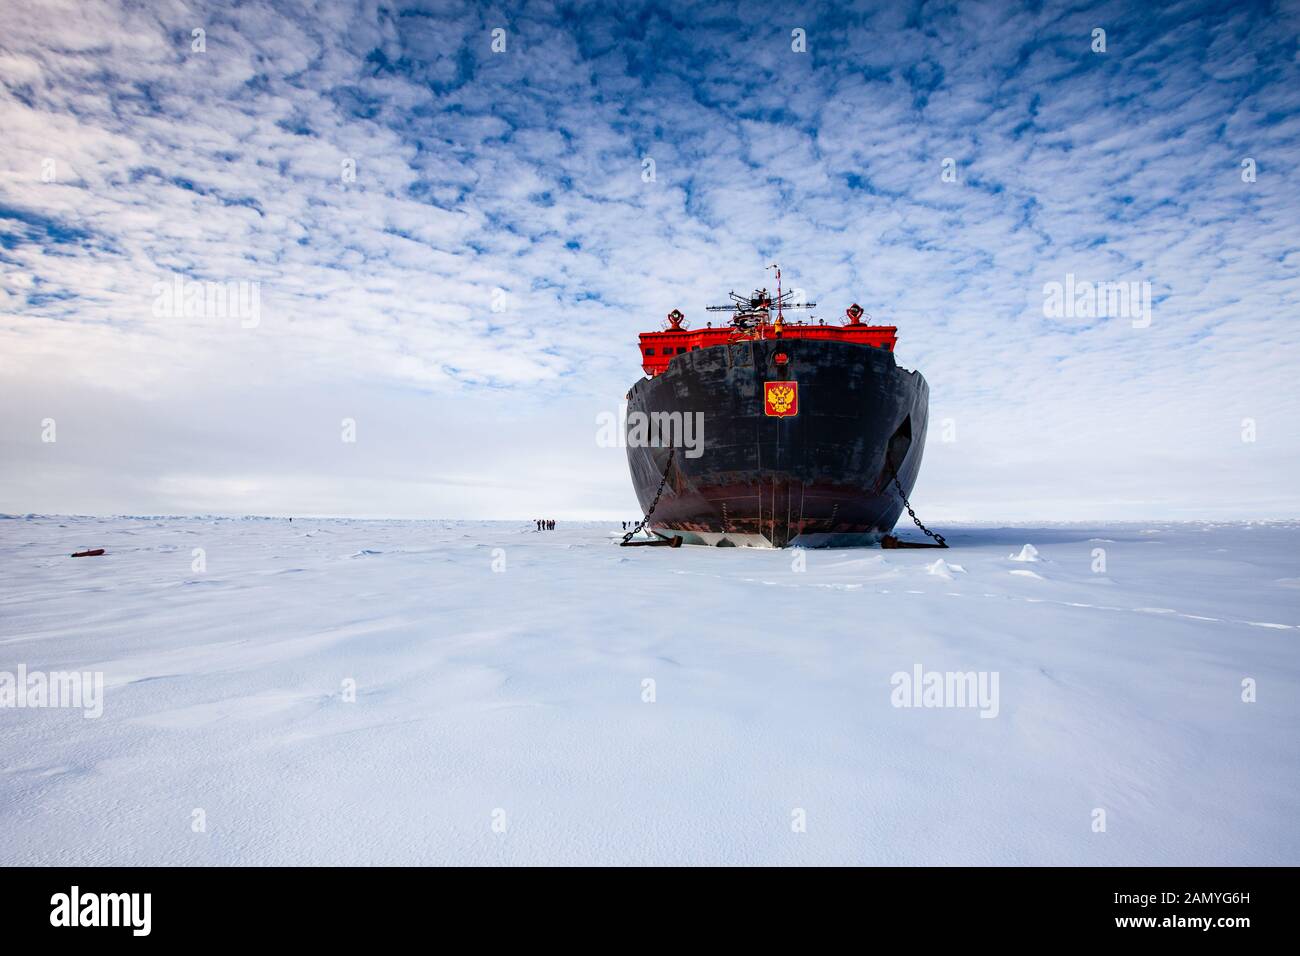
[764,381,798,417]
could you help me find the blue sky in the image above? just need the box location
[1,0,1298,519]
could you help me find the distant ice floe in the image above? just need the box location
[1009,569,1044,579]
[1009,544,1040,562]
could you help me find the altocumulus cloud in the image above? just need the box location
[1,0,1298,519]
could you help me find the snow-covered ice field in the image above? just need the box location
[2,515,1297,866]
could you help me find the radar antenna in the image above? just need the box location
[705,275,815,333]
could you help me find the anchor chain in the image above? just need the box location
[888,464,947,548]
[621,449,676,545]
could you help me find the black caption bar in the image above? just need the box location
[0,866,1286,943]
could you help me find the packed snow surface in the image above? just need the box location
[2,516,1297,865]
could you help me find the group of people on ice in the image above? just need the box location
[535,519,556,531]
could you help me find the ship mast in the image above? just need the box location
[704,272,815,339]
[769,264,784,334]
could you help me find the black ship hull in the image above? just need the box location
[625,338,929,548]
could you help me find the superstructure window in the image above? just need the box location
[645,348,655,355]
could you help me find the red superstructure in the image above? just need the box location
[639,302,897,377]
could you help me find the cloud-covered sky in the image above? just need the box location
[2,0,1298,520]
